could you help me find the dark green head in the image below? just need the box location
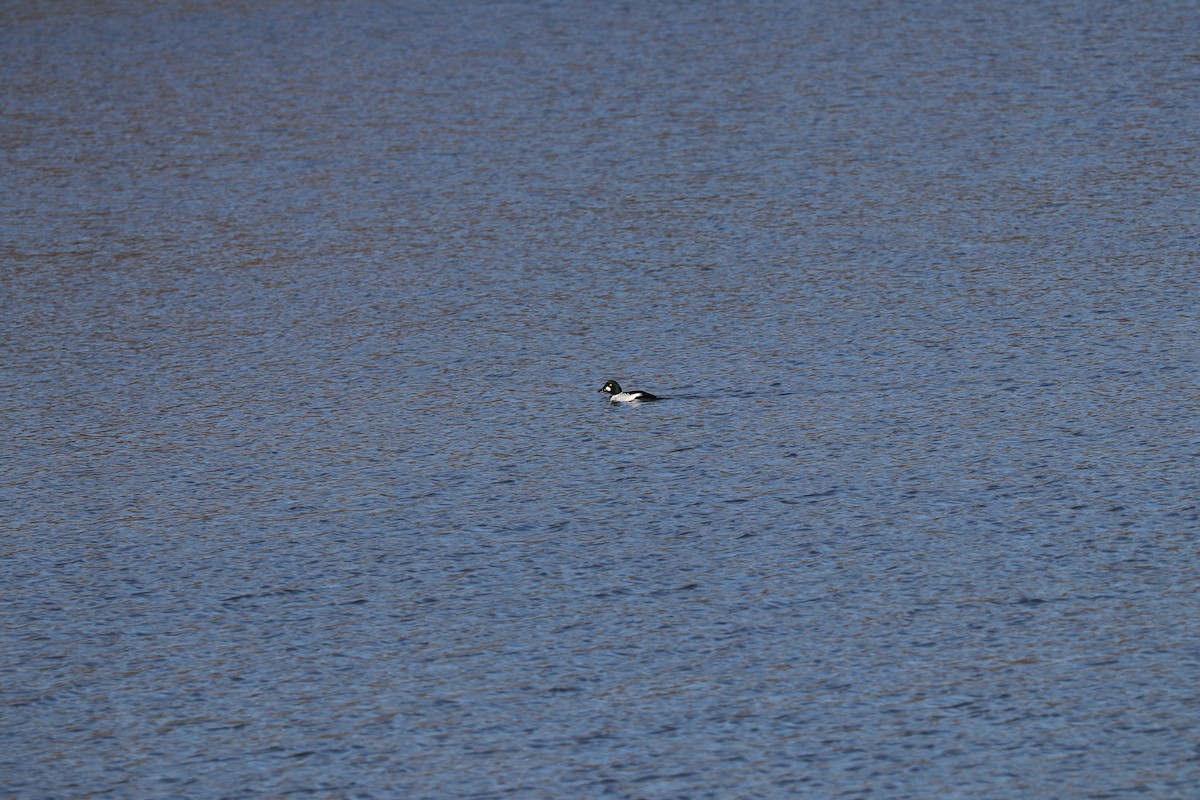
[597,380,622,395]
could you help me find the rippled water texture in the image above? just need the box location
[3,2,1199,798]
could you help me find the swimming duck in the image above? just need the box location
[597,379,660,403]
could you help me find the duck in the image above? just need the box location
[597,379,660,403]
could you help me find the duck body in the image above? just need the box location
[598,379,660,403]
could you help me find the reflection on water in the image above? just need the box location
[4,1,1199,798]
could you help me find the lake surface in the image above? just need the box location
[3,1,1199,797]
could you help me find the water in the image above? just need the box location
[3,2,1199,797]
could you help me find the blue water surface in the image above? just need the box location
[3,2,1199,798]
